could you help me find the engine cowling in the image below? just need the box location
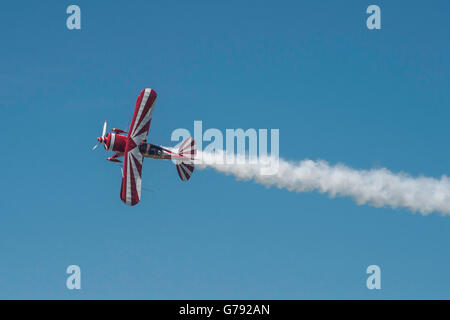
[104,133,127,153]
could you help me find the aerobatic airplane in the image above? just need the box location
[92,88,196,206]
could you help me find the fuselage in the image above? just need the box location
[102,132,186,161]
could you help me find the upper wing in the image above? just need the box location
[120,88,157,206]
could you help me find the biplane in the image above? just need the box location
[93,88,196,206]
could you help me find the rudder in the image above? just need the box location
[176,137,196,181]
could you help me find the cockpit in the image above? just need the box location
[139,143,163,157]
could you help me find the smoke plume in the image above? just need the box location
[195,150,450,216]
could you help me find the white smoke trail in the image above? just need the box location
[195,150,450,216]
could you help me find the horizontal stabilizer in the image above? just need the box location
[176,162,194,181]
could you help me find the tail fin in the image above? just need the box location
[176,137,196,181]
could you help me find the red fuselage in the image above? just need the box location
[103,132,127,153]
[100,132,180,161]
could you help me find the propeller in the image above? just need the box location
[92,120,107,150]
[102,120,107,137]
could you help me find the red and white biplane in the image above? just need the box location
[93,88,196,206]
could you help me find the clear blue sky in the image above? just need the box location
[0,0,449,299]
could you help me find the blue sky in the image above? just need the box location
[0,0,449,299]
